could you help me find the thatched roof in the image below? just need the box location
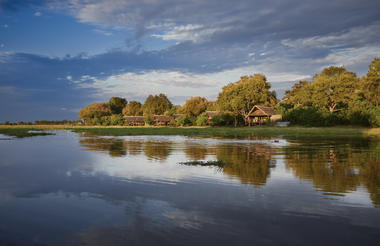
[248,106,275,116]
[124,116,146,122]
[154,115,171,122]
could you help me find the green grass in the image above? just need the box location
[71,126,371,139]
[0,125,378,139]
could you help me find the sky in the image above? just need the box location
[1,0,380,121]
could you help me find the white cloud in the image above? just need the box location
[34,12,42,16]
[75,65,311,102]
[93,29,112,36]
[281,21,380,50]
[152,24,231,42]
[3,24,8,28]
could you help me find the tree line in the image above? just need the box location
[77,58,379,127]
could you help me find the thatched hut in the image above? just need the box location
[153,115,172,126]
[247,106,279,125]
[124,116,146,126]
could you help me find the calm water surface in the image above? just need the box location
[0,131,379,245]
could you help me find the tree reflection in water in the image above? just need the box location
[78,134,380,207]
[285,140,380,207]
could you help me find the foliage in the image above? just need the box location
[111,114,124,125]
[181,97,208,118]
[169,119,177,127]
[217,74,276,125]
[144,115,154,125]
[122,101,142,116]
[310,67,359,113]
[211,113,235,126]
[143,94,172,115]
[361,58,380,106]
[101,116,111,126]
[206,101,217,111]
[176,115,192,126]
[196,112,209,126]
[78,102,112,120]
[109,97,127,114]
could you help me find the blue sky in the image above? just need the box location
[1,0,380,121]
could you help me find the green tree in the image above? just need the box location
[310,66,359,113]
[217,74,276,125]
[362,58,380,106]
[283,80,312,107]
[142,94,172,115]
[78,102,112,121]
[122,101,143,116]
[181,97,208,118]
[109,97,127,114]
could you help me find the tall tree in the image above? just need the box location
[142,94,172,115]
[310,66,359,113]
[181,97,208,118]
[122,101,143,116]
[217,74,276,125]
[78,102,112,120]
[283,80,312,107]
[109,97,127,114]
[362,58,380,106]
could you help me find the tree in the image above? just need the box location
[181,97,208,118]
[109,97,127,114]
[283,80,312,107]
[310,66,359,113]
[217,74,276,125]
[122,101,143,116]
[142,94,172,115]
[362,58,380,106]
[78,102,112,121]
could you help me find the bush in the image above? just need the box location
[101,116,111,126]
[196,112,209,126]
[368,106,380,127]
[91,117,102,125]
[176,115,192,126]
[169,119,177,127]
[211,113,234,126]
[144,115,154,125]
[111,114,124,125]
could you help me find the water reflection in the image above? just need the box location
[285,141,380,207]
[78,134,380,206]
[1,132,380,245]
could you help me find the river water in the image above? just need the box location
[0,131,379,245]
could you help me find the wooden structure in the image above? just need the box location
[247,106,276,125]
[153,115,172,126]
[124,116,146,126]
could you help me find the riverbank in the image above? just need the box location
[1,125,379,139]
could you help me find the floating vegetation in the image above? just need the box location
[178,160,227,167]
[0,128,54,138]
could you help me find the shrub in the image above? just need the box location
[101,116,111,126]
[144,115,154,125]
[196,112,209,126]
[176,115,192,126]
[211,113,234,126]
[169,119,177,127]
[111,114,124,125]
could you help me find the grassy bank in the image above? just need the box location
[0,127,53,138]
[1,125,379,139]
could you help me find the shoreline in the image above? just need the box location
[0,125,379,139]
